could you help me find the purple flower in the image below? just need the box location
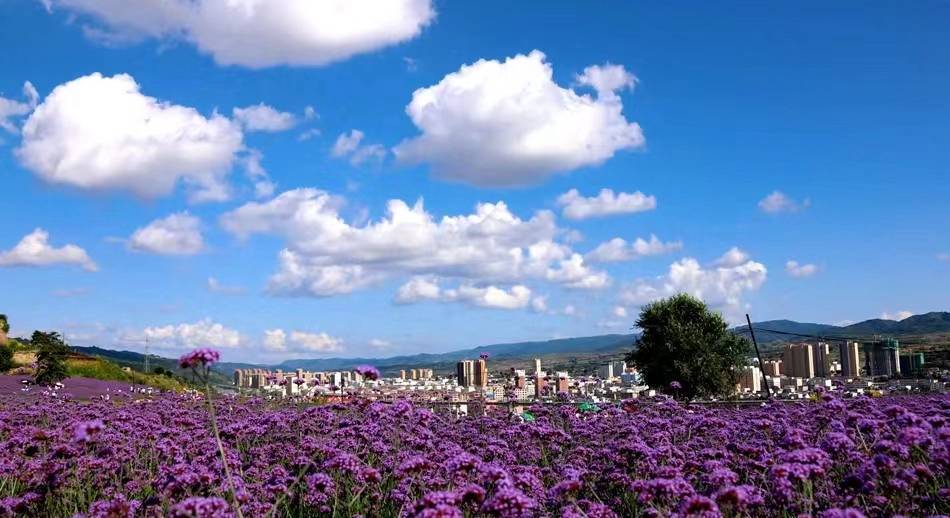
[293,378,304,386]
[669,381,682,390]
[819,509,866,518]
[676,495,720,517]
[354,364,380,381]
[479,352,490,360]
[178,348,220,369]
[169,496,233,518]
[74,419,105,443]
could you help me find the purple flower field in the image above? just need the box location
[0,390,947,517]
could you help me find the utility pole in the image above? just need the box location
[746,314,773,399]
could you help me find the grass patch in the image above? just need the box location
[66,358,187,392]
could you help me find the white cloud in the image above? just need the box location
[207,277,245,295]
[576,63,636,101]
[144,318,242,349]
[0,228,97,272]
[232,103,296,132]
[619,249,768,321]
[303,106,317,120]
[394,50,644,187]
[557,188,656,220]
[128,212,205,255]
[46,0,436,68]
[0,81,38,132]
[443,284,534,310]
[331,129,386,165]
[297,128,321,142]
[586,235,682,263]
[785,260,819,278]
[394,276,441,303]
[395,277,542,311]
[263,329,287,352]
[612,306,628,318]
[16,73,243,203]
[880,311,913,321]
[758,191,810,214]
[289,330,343,352]
[562,304,577,316]
[714,247,751,268]
[220,188,608,297]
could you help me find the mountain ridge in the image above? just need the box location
[69,312,949,375]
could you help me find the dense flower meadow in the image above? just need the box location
[0,384,947,517]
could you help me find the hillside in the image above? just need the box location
[55,311,950,377]
[272,334,636,376]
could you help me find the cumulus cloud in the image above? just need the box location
[619,249,768,321]
[331,129,386,165]
[758,191,810,214]
[785,260,819,278]
[263,328,342,353]
[144,318,242,349]
[128,212,205,255]
[0,228,97,271]
[45,0,436,68]
[714,247,751,268]
[880,310,913,321]
[232,103,296,132]
[395,277,541,310]
[220,188,608,297]
[394,50,644,187]
[557,188,656,220]
[16,73,243,203]
[394,276,441,303]
[0,81,38,132]
[612,306,628,318]
[586,235,682,263]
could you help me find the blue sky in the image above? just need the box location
[0,1,947,363]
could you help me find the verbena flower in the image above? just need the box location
[179,348,221,369]
[354,364,380,381]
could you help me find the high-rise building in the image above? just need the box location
[514,369,526,389]
[783,343,815,379]
[863,339,901,377]
[899,353,925,376]
[474,359,488,387]
[813,342,831,378]
[456,360,475,387]
[839,341,861,378]
[598,363,614,379]
[534,358,542,375]
[534,371,547,398]
[737,366,762,393]
[556,372,570,393]
[762,360,782,377]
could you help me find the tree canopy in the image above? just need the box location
[626,294,751,400]
[0,314,8,334]
[33,331,70,386]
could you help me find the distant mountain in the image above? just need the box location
[69,312,948,377]
[274,334,636,374]
[840,312,950,335]
[733,312,950,344]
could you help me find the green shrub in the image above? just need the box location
[32,331,69,386]
[0,345,13,372]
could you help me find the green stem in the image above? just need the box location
[204,372,245,518]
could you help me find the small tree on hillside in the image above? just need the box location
[33,331,70,386]
[0,344,12,372]
[626,294,751,400]
[0,314,9,334]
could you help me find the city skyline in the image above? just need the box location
[0,2,948,363]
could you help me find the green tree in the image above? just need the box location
[0,314,9,334]
[626,294,751,400]
[33,331,70,386]
[0,344,12,372]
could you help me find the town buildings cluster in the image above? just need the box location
[233,337,940,402]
